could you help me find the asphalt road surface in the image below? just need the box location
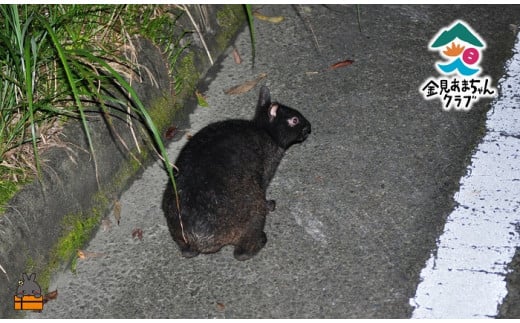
[27,5,520,318]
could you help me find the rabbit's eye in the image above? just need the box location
[288,116,299,127]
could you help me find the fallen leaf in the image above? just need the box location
[328,59,354,70]
[253,12,284,23]
[216,302,226,311]
[43,289,58,304]
[132,228,143,241]
[232,47,242,64]
[301,5,312,14]
[102,218,113,232]
[195,90,209,108]
[165,126,178,140]
[77,249,105,259]
[114,199,121,225]
[77,249,86,259]
[224,73,267,95]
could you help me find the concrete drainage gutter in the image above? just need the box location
[0,4,246,318]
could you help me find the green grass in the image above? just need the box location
[0,178,20,213]
[0,5,48,176]
[0,4,184,196]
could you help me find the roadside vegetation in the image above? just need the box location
[0,4,190,205]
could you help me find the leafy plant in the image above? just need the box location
[0,5,50,176]
[0,4,183,189]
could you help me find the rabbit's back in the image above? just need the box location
[177,119,282,191]
[163,119,282,257]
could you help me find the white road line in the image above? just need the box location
[410,32,520,319]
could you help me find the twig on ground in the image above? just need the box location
[0,262,8,281]
[296,5,321,53]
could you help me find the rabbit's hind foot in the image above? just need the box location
[233,232,267,261]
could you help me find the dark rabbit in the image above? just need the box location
[162,86,311,261]
[16,273,41,298]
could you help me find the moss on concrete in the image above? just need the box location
[35,150,147,289]
[38,194,107,290]
[148,96,179,135]
[175,51,200,100]
[0,171,31,214]
[168,6,244,107]
[216,5,246,52]
[0,180,19,214]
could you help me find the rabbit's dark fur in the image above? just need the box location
[162,86,311,261]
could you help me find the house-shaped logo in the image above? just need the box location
[420,20,496,110]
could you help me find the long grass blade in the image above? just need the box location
[23,27,41,175]
[356,5,362,33]
[244,4,256,67]
[39,17,101,186]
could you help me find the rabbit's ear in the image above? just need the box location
[268,104,278,122]
[29,273,36,281]
[257,85,271,109]
[22,273,29,281]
